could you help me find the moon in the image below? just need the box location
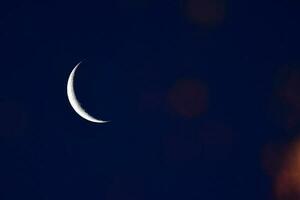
[67,62,108,123]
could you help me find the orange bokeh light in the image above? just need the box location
[273,137,300,199]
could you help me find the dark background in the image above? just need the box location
[0,0,299,199]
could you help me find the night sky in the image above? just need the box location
[0,0,299,199]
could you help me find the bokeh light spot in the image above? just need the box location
[273,137,300,199]
[168,79,208,118]
[185,0,226,28]
[272,65,300,130]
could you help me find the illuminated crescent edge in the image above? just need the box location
[67,62,108,123]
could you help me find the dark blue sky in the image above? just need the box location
[0,0,299,199]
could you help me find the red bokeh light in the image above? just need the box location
[274,139,300,199]
[185,0,226,27]
[272,65,300,130]
[168,79,208,118]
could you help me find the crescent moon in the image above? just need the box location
[67,62,108,123]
